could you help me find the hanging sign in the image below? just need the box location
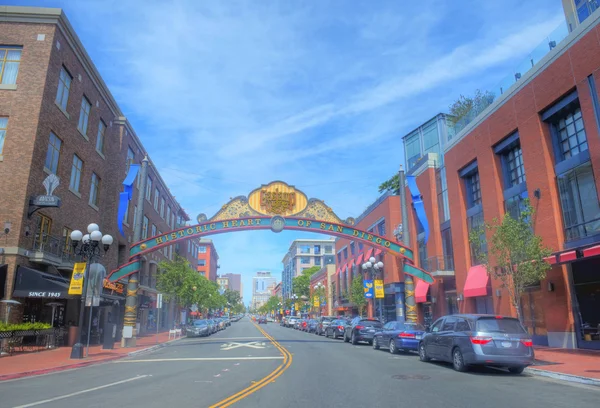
[363,280,374,299]
[313,296,320,307]
[68,262,86,295]
[374,280,384,299]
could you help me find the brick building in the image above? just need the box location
[404,8,600,349]
[0,7,197,339]
[197,238,219,281]
[334,193,403,320]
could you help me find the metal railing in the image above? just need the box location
[29,234,79,263]
[423,255,454,273]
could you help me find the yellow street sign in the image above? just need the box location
[68,262,86,295]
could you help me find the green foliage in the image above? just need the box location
[223,289,241,307]
[0,322,52,332]
[259,296,282,314]
[157,255,223,311]
[378,173,400,195]
[292,265,321,297]
[349,274,367,316]
[469,200,552,322]
[448,89,495,124]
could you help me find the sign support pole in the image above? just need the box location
[399,165,417,323]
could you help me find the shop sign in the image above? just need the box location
[68,262,86,295]
[248,181,308,216]
[363,280,374,299]
[374,280,384,299]
[102,279,124,295]
[28,174,61,218]
[28,291,62,298]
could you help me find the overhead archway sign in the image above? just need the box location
[108,181,433,284]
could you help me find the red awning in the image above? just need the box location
[338,263,347,274]
[364,248,374,261]
[356,253,364,265]
[374,248,383,256]
[347,259,355,268]
[583,245,600,258]
[415,280,430,303]
[463,265,489,298]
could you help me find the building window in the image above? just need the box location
[154,188,159,211]
[350,242,355,255]
[315,256,321,266]
[142,216,149,239]
[436,167,450,223]
[337,252,342,263]
[343,247,348,259]
[199,246,206,253]
[299,245,310,254]
[377,220,386,236]
[62,227,73,255]
[441,227,454,271]
[45,132,62,174]
[495,133,527,220]
[36,214,52,247]
[69,154,83,193]
[55,67,72,111]
[151,224,157,238]
[300,257,310,264]
[167,206,171,226]
[418,239,427,270]
[554,107,587,161]
[126,147,135,172]
[0,117,7,155]
[171,213,175,229]
[314,245,321,254]
[89,173,100,207]
[468,211,487,265]
[146,176,152,201]
[124,199,130,224]
[405,130,421,169]
[504,145,525,186]
[557,161,600,241]
[324,245,333,254]
[96,120,106,154]
[199,259,206,266]
[133,205,138,228]
[78,97,91,135]
[0,46,21,84]
[505,192,528,221]
[358,242,364,251]
[422,121,440,156]
[467,171,481,207]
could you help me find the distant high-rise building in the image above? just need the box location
[252,271,277,309]
[222,273,242,294]
[281,238,336,299]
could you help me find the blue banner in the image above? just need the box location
[363,279,374,299]
[117,164,140,236]
[406,175,430,244]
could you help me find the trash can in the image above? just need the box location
[102,323,116,350]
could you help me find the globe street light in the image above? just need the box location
[291,294,298,316]
[313,282,325,317]
[69,224,113,359]
[362,258,385,322]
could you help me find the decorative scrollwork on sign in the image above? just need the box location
[209,196,261,222]
[297,199,347,224]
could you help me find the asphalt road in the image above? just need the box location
[0,318,598,408]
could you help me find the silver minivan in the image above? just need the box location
[418,314,535,374]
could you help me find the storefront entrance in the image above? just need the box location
[571,258,600,349]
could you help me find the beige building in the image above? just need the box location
[281,238,335,298]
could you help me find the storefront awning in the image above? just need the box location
[364,248,374,260]
[12,266,76,299]
[347,259,355,269]
[337,263,346,275]
[463,265,489,298]
[415,279,430,303]
[356,253,364,265]
[374,248,383,256]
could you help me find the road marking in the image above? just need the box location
[191,337,267,341]
[195,381,214,383]
[116,357,284,363]
[209,323,293,408]
[220,341,266,350]
[10,375,149,408]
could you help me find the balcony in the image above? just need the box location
[28,234,79,270]
[423,255,455,277]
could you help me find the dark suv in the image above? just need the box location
[344,317,383,345]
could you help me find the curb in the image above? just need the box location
[526,367,600,387]
[0,336,185,382]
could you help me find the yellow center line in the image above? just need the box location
[209,323,292,408]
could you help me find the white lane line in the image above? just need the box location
[190,337,266,341]
[116,357,284,363]
[10,375,149,408]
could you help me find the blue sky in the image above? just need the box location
[14,0,564,303]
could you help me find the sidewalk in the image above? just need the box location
[528,346,600,385]
[0,331,183,381]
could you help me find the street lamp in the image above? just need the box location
[362,257,384,322]
[313,282,325,317]
[69,223,113,359]
[291,294,298,316]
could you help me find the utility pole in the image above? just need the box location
[398,165,417,323]
[123,156,149,347]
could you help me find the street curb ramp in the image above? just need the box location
[0,336,185,382]
[525,367,600,387]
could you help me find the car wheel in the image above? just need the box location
[452,348,468,372]
[389,339,398,354]
[508,366,526,374]
[373,337,380,350]
[344,332,350,342]
[419,343,430,362]
[351,332,358,345]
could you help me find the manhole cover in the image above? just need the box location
[392,374,430,380]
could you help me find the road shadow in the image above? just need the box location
[424,360,527,377]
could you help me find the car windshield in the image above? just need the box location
[360,320,382,328]
[476,317,527,333]
[400,323,426,331]
[194,320,207,326]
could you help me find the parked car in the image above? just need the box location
[307,319,318,333]
[373,321,426,353]
[344,317,383,345]
[258,316,267,324]
[294,319,304,330]
[287,317,299,328]
[324,318,349,339]
[187,319,210,337]
[418,314,534,374]
[299,319,308,331]
[316,316,336,336]
[206,319,217,334]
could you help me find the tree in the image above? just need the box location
[223,289,242,307]
[349,274,367,317]
[378,173,400,195]
[469,200,552,323]
[259,296,281,315]
[448,89,495,125]
[292,265,321,297]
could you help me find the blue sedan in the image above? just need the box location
[372,322,426,354]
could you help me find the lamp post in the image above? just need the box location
[313,282,324,317]
[69,223,113,359]
[291,294,298,316]
[362,257,384,321]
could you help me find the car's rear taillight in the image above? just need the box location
[355,325,364,330]
[338,326,344,330]
[520,339,533,347]
[398,332,416,339]
[470,336,493,345]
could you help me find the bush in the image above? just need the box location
[0,322,52,332]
